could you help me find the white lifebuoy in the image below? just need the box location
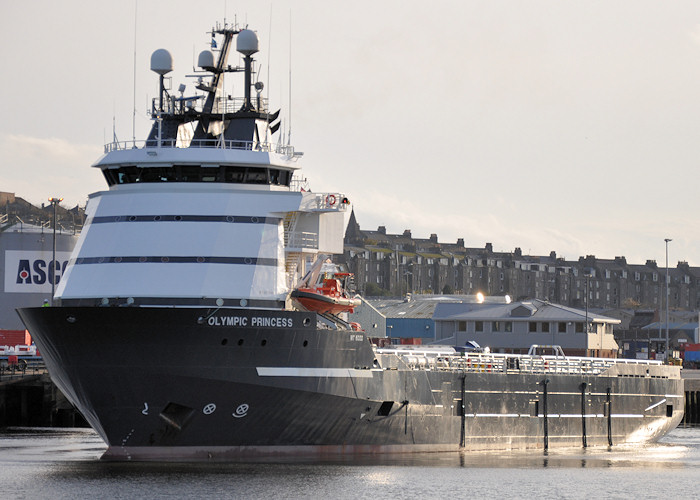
[327,194,336,206]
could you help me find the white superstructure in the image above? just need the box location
[55,23,351,309]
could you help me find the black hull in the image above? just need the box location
[18,306,684,461]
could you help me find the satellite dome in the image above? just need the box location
[236,29,259,56]
[197,50,215,69]
[150,49,173,75]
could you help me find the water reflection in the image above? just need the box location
[0,426,697,472]
[0,427,698,499]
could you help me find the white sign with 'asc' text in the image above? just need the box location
[4,250,73,293]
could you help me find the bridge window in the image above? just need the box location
[103,165,292,187]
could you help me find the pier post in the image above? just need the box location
[540,379,549,451]
[579,382,587,448]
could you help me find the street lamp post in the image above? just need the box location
[584,273,591,356]
[664,238,672,362]
[48,197,63,305]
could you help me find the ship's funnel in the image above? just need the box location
[150,49,173,75]
[236,29,259,56]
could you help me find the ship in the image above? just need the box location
[18,21,684,461]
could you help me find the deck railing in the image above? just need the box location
[375,348,664,376]
[104,138,297,157]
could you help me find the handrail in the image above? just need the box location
[104,138,298,157]
[376,347,665,376]
[286,231,319,250]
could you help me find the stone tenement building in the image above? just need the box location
[340,211,700,311]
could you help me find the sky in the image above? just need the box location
[1,1,699,267]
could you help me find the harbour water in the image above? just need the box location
[0,427,698,499]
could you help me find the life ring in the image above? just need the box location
[326,194,336,206]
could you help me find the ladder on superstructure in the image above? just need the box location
[283,211,302,289]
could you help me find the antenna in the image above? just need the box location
[132,0,138,144]
[112,115,119,144]
[264,6,272,146]
[288,9,292,146]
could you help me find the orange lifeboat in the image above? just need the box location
[291,272,361,314]
[291,258,361,315]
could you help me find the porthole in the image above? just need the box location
[237,339,244,346]
[161,256,169,263]
[139,257,147,262]
[175,215,182,221]
[226,216,235,223]
[154,215,161,221]
[221,338,228,346]
[303,317,311,327]
[197,257,205,263]
[129,215,137,221]
[251,216,259,223]
[114,257,122,263]
[261,339,267,346]
[303,340,308,347]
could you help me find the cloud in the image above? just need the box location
[689,23,700,45]
[0,134,104,208]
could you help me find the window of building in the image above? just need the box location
[529,322,537,333]
[575,322,584,333]
[458,321,466,331]
[541,322,549,333]
[505,322,512,332]
[558,322,567,333]
[475,321,483,332]
[492,321,500,332]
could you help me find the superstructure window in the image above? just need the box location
[103,165,292,187]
